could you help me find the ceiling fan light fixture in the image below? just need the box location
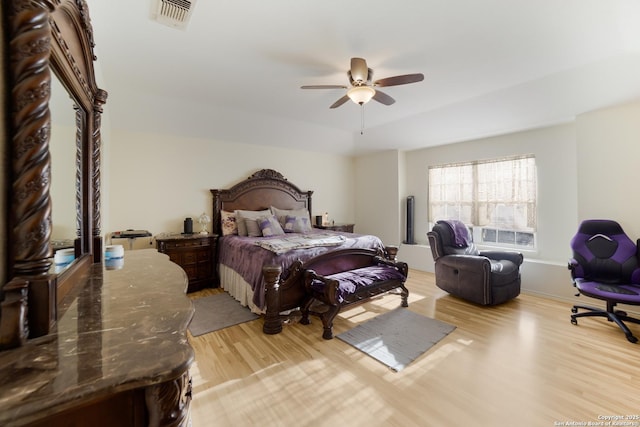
[347,86,375,105]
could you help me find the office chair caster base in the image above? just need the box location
[570,316,578,325]
[626,334,638,343]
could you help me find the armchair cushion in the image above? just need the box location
[488,259,519,286]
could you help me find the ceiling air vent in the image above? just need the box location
[151,0,197,30]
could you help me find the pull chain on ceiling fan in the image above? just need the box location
[301,57,424,133]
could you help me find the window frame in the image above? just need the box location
[428,154,537,250]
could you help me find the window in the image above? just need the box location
[428,155,537,248]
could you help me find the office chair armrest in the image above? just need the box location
[480,250,523,266]
[567,258,580,281]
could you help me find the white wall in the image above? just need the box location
[402,122,579,260]
[576,99,640,236]
[104,130,356,238]
[381,122,581,300]
[376,100,640,301]
[354,150,402,246]
[100,98,640,302]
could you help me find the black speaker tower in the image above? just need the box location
[404,196,416,245]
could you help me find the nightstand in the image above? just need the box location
[313,223,355,233]
[156,233,218,293]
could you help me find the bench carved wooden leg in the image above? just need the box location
[320,305,341,340]
[299,295,314,326]
[400,284,409,307]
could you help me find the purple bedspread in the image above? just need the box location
[218,231,385,309]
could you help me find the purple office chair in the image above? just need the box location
[568,219,640,343]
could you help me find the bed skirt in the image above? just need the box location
[219,264,264,314]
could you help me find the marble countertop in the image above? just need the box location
[0,249,194,426]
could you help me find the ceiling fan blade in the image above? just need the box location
[329,95,350,109]
[374,73,424,87]
[350,57,368,84]
[372,90,395,106]
[301,85,348,89]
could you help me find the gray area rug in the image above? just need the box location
[189,293,260,337]
[337,309,456,372]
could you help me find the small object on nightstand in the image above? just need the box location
[198,212,211,234]
[183,217,193,234]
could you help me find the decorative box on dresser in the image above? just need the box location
[313,223,355,233]
[156,233,218,293]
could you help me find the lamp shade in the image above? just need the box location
[347,86,375,105]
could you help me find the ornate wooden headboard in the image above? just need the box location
[210,169,313,236]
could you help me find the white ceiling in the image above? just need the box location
[87,0,640,156]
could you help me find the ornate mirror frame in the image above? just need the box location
[0,0,107,349]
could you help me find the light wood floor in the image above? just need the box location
[187,270,640,427]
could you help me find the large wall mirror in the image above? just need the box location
[0,0,107,349]
[50,72,81,272]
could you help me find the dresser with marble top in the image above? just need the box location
[0,250,195,427]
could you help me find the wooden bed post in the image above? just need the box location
[385,245,398,261]
[262,265,283,334]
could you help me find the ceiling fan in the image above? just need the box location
[301,57,424,109]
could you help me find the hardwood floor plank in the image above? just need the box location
[187,270,640,426]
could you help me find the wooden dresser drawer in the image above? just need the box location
[162,238,210,250]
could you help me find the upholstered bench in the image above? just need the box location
[300,248,409,339]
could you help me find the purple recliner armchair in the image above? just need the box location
[427,220,523,305]
[568,219,640,343]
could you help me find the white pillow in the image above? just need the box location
[283,215,313,233]
[235,209,271,236]
[270,206,309,226]
[244,218,262,237]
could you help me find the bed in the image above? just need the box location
[210,169,392,333]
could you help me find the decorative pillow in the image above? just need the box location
[235,209,271,236]
[283,215,312,233]
[270,206,310,226]
[220,210,238,236]
[258,215,285,237]
[244,218,263,237]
